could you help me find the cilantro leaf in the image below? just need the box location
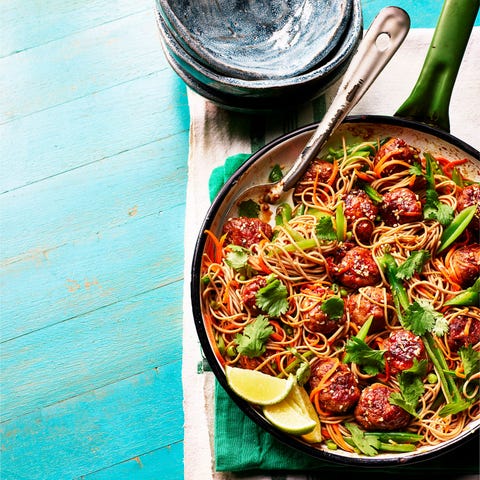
[315,215,337,241]
[389,360,428,417]
[396,250,430,280]
[235,315,273,358]
[409,162,423,177]
[459,345,480,379]
[255,275,289,317]
[345,423,379,456]
[403,299,447,336]
[389,372,424,417]
[421,153,454,226]
[343,337,385,375]
[238,199,260,218]
[321,297,344,320]
[269,164,283,183]
[225,245,250,271]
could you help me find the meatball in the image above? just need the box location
[373,138,420,176]
[344,189,378,224]
[448,244,480,288]
[343,189,378,243]
[457,184,480,232]
[447,315,480,352]
[309,358,360,413]
[328,246,381,289]
[301,285,346,335]
[354,383,411,431]
[346,287,393,332]
[293,159,335,199]
[380,188,423,226]
[240,276,267,310]
[383,329,427,375]
[223,217,273,248]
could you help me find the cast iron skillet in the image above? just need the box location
[191,0,479,466]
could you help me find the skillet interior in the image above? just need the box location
[191,116,480,466]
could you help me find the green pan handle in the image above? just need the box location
[395,0,479,132]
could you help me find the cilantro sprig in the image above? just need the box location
[255,274,289,317]
[235,315,273,358]
[343,316,385,375]
[421,153,454,226]
[389,359,428,416]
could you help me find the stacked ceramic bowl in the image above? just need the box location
[154,0,363,113]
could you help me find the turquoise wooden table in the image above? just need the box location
[0,2,478,479]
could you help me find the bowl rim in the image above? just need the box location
[154,0,363,90]
[156,0,354,80]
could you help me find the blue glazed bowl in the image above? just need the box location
[156,0,353,80]
[154,0,362,112]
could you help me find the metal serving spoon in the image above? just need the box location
[223,6,411,221]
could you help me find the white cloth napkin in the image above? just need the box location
[182,28,479,480]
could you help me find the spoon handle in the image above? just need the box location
[280,6,411,192]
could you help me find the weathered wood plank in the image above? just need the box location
[0,362,183,480]
[79,442,183,480]
[0,8,168,123]
[1,280,183,421]
[1,0,150,57]
[0,199,186,342]
[0,68,189,193]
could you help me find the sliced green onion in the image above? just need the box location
[438,205,476,253]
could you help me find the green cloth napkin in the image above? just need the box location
[209,154,479,476]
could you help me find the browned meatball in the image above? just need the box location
[373,138,420,176]
[344,189,378,224]
[447,315,480,352]
[309,358,360,413]
[346,287,393,332]
[380,188,423,226]
[301,285,346,335]
[457,184,480,232]
[343,189,378,243]
[448,244,480,288]
[223,217,273,248]
[354,383,411,431]
[328,246,381,289]
[240,276,267,310]
[383,329,427,375]
[293,159,335,199]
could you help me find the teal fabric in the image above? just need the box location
[209,154,479,476]
[208,153,252,202]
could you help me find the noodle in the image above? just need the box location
[200,136,479,455]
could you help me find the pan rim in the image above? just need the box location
[190,115,480,466]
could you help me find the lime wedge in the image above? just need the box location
[263,388,317,435]
[225,366,295,406]
[292,383,322,443]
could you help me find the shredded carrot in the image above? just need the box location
[256,255,272,275]
[321,427,331,439]
[328,423,354,452]
[309,358,340,401]
[327,158,339,186]
[355,170,375,182]
[312,169,322,207]
[372,147,404,176]
[374,159,412,177]
[204,229,225,264]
